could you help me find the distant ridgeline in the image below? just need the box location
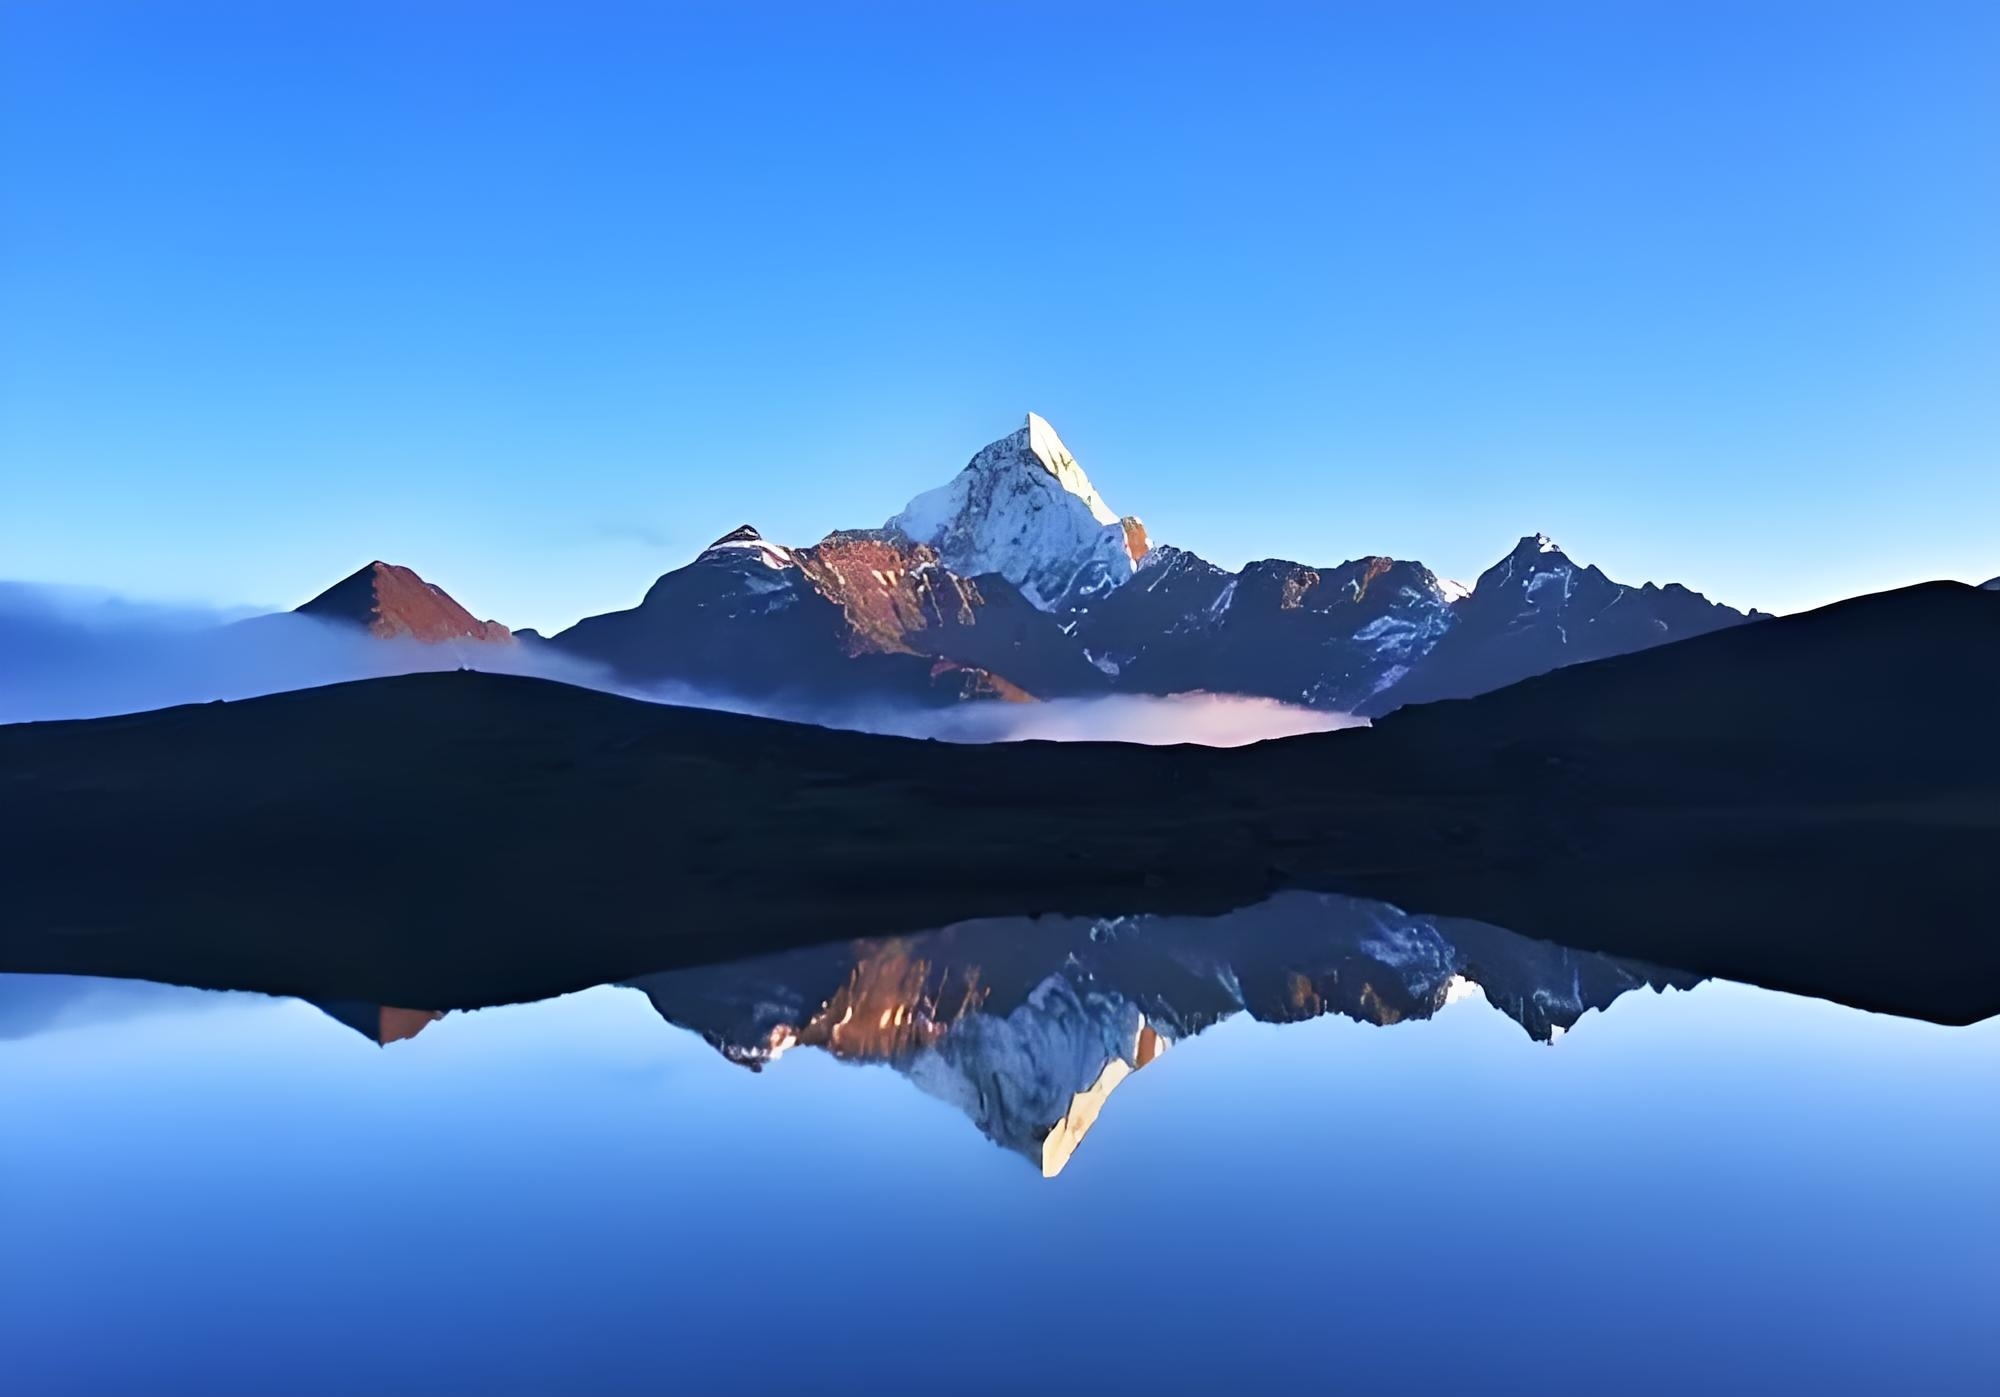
[292,413,1764,714]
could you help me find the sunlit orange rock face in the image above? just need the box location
[296,561,512,644]
[793,531,978,659]
[788,529,1104,701]
[1121,516,1151,565]
[793,941,991,1062]
[1352,555,1394,602]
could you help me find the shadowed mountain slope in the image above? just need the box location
[1354,534,1757,715]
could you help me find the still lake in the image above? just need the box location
[4,895,1995,1395]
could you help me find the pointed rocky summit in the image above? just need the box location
[296,562,512,644]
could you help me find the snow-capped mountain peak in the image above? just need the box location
[1021,411,1119,526]
[887,413,1145,612]
[698,524,795,571]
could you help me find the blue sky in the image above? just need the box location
[3,1,1995,633]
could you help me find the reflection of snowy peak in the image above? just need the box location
[888,413,1146,612]
[905,974,1166,1178]
[621,892,1699,1176]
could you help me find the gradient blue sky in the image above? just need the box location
[3,1,1995,633]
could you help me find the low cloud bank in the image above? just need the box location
[851,692,1363,746]
[1,582,1359,746]
[0,582,611,725]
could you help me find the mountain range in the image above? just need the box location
[291,413,1764,715]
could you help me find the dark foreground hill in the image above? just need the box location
[1,582,1995,1022]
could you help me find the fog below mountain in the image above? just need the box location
[858,692,1362,745]
[0,582,1357,745]
[0,582,608,724]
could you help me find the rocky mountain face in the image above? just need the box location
[296,561,512,644]
[294,415,1760,714]
[622,891,1699,1175]
[1353,534,1759,716]
[548,524,1106,705]
[1074,547,1464,709]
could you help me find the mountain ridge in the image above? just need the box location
[526,416,1758,712]
[255,416,1838,719]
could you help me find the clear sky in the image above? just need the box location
[4,1,1995,633]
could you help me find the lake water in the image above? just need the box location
[4,895,1995,1395]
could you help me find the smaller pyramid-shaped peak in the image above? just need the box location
[296,561,510,645]
[1456,534,1580,603]
[295,561,402,627]
[697,524,795,571]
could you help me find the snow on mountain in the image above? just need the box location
[1982,576,1999,591]
[887,412,1146,612]
[701,523,798,574]
[1074,548,1464,710]
[1355,533,1759,715]
[398,418,1769,719]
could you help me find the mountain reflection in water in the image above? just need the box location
[311,892,1699,1177]
[8,897,1991,1396]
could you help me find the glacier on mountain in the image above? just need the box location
[887,412,1144,612]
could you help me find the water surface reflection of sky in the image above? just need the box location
[3,973,1995,1395]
